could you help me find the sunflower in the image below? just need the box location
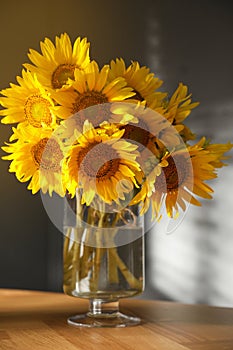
[65,121,140,205]
[111,102,183,157]
[0,70,56,129]
[122,113,163,154]
[108,58,166,105]
[151,139,232,219]
[2,126,65,196]
[24,33,90,90]
[129,151,168,216]
[163,83,199,142]
[52,60,135,129]
[165,83,199,123]
[195,137,233,168]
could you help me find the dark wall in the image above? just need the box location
[0,0,149,291]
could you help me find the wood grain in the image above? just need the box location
[0,289,233,349]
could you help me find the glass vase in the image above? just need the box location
[63,193,145,327]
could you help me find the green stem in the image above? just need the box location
[91,203,106,290]
[63,227,72,262]
[109,247,142,290]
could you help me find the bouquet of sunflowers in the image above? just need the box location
[0,32,232,222]
[1,33,232,302]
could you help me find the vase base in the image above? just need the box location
[67,312,141,328]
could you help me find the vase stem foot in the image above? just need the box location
[67,299,141,328]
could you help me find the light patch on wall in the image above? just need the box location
[149,165,233,307]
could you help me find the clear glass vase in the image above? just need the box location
[63,193,145,327]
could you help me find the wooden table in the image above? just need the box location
[1,290,233,349]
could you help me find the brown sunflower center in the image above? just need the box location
[121,120,150,151]
[78,143,120,180]
[155,154,189,193]
[72,91,109,128]
[31,138,63,171]
[72,91,108,114]
[24,95,52,128]
[52,64,76,89]
[132,89,144,102]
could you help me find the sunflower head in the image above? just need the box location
[2,125,66,196]
[0,70,56,129]
[155,151,192,196]
[151,139,232,219]
[24,33,91,90]
[51,61,135,128]
[63,121,140,206]
[108,58,164,105]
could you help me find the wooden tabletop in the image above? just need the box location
[1,290,233,350]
